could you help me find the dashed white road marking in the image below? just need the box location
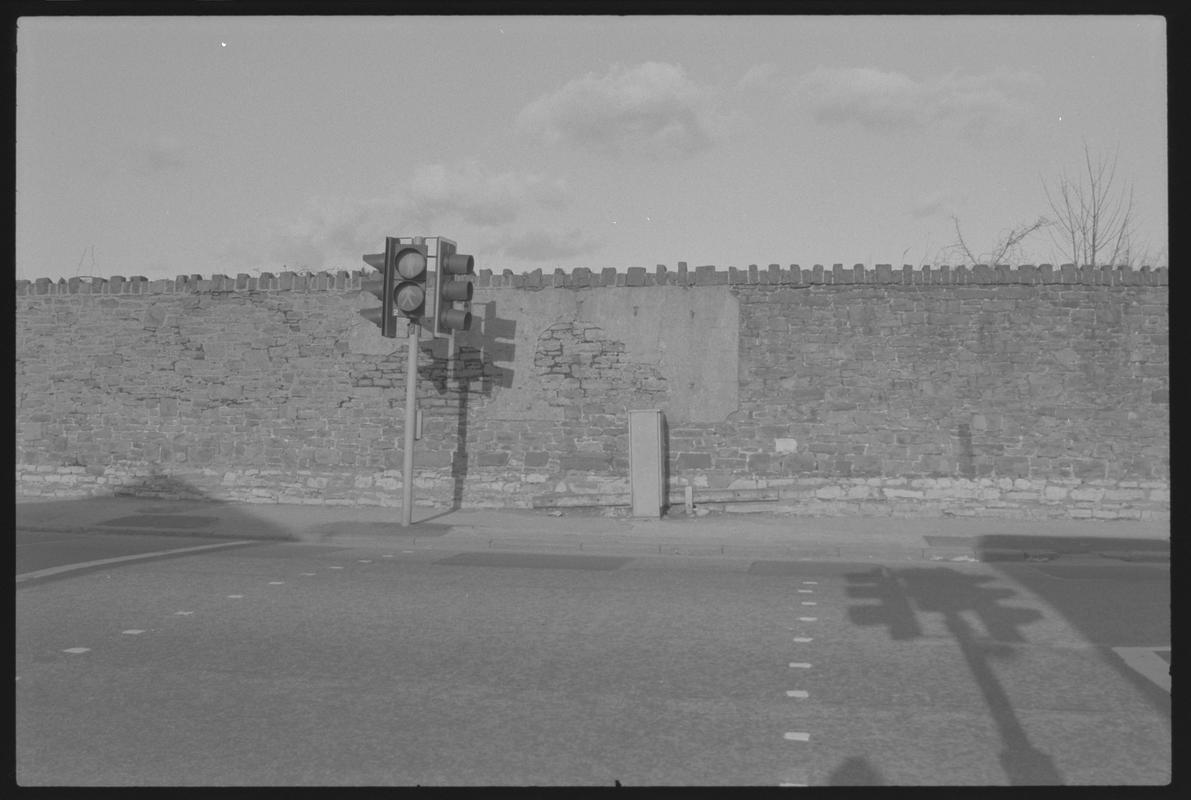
[268,581,285,585]
[786,690,809,698]
[383,554,396,558]
[299,572,316,576]
[783,732,811,741]
[358,559,372,563]
[174,611,194,616]
[801,601,817,606]
[798,617,818,622]
[793,637,813,643]
[797,589,814,594]
[801,581,818,585]
[789,662,812,669]
[63,647,90,654]
[328,566,345,570]
[122,629,146,635]
[227,594,244,599]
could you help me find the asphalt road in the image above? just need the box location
[15,531,1170,786]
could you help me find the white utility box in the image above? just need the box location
[629,409,665,518]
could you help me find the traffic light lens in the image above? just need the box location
[396,250,427,279]
[394,282,425,313]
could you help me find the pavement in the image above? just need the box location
[14,494,1171,564]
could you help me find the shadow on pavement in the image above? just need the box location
[16,474,294,542]
[845,565,1063,785]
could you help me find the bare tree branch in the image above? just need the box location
[1043,140,1140,267]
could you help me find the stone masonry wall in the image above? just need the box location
[15,262,1169,521]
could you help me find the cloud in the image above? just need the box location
[794,67,1037,138]
[517,61,727,159]
[735,62,779,92]
[241,161,577,271]
[260,194,396,270]
[405,161,569,227]
[909,189,960,220]
[130,135,188,174]
[499,229,603,262]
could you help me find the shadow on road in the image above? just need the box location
[974,537,1171,722]
[828,756,886,786]
[845,565,1063,785]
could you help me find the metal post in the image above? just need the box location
[402,320,419,526]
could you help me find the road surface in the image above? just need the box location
[15,530,1170,786]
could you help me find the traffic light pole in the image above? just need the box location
[401,320,419,526]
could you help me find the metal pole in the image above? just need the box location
[402,320,419,526]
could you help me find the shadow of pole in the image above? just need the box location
[426,302,515,514]
[941,608,1063,785]
[450,342,473,512]
[847,566,1064,786]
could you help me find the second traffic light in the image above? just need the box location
[433,238,475,336]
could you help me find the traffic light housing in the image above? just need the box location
[392,239,429,321]
[433,238,475,336]
[360,237,398,338]
[360,237,429,336]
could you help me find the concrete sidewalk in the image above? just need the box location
[15,494,1171,564]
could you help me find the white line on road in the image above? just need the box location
[227,594,244,598]
[15,540,258,583]
[783,732,811,741]
[1112,646,1171,692]
[789,662,812,669]
[798,617,817,622]
[786,690,809,698]
[174,611,194,616]
[801,601,817,606]
[793,637,813,643]
[268,581,285,585]
[63,647,90,654]
[121,630,145,635]
[358,559,372,563]
[299,572,316,576]
[328,566,345,570]
[797,589,814,593]
[801,581,818,585]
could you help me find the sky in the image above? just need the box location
[16,15,1168,283]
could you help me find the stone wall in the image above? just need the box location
[15,262,1169,520]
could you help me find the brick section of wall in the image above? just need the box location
[15,264,1169,520]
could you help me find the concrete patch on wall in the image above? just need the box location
[466,285,738,423]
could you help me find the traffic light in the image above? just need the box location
[360,237,429,336]
[392,239,429,321]
[433,238,475,336]
[360,238,398,338]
